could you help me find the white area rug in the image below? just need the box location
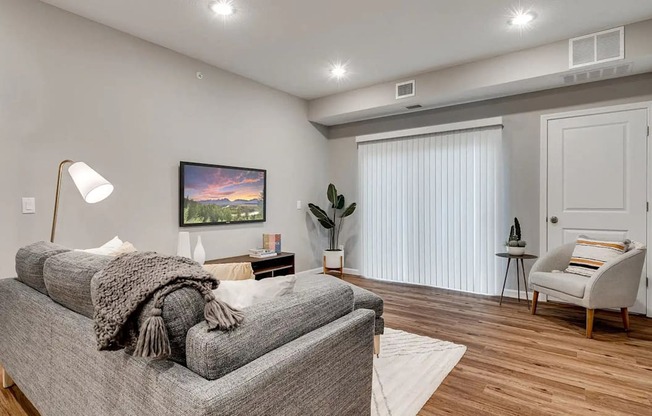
[372,328,466,416]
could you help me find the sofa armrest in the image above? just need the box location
[583,249,646,309]
[530,242,575,275]
[186,282,354,380]
[195,309,375,416]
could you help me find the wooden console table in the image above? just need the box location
[206,252,295,280]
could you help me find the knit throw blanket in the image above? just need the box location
[93,252,244,359]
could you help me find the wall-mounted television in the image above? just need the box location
[180,161,266,226]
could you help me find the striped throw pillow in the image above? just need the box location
[565,237,627,277]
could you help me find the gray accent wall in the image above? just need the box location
[329,73,652,289]
[0,0,328,278]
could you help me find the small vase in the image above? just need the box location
[177,232,191,259]
[194,236,206,265]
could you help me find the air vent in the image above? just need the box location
[406,104,422,110]
[563,63,632,84]
[569,27,624,69]
[396,80,416,99]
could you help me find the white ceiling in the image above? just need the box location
[41,0,652,100]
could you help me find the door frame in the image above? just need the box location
[539,101,652,317]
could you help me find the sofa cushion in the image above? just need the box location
[43,251,112,318]
[295,274,384,318]
[186,282,354,380]
[530,271,588,298]
[16,241,71,295]
[203,262,254,280]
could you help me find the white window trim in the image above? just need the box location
[355,117,503,143]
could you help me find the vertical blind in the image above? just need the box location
[358,126,504,295]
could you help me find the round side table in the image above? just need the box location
[496,253,538,309]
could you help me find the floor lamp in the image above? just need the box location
[51,160,114,243]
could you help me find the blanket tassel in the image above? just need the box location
[205,297,244,330]
[134,308,171,359]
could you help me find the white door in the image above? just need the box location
[547,108,648,314]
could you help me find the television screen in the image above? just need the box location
[180,161,266,226]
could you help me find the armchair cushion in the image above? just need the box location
[529,271,588,298]
[565,237,627,277]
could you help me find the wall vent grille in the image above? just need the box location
[396,80,416,99]
[563,63,632,84]
[406,104,422,110]
[569,27,624,69]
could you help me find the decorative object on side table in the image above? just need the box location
[496,252,538,309]
[177,231,192,258]
[50,160,114,242]
[506,217,527,255]
[308,183,356,277]
[263,233,282,253]
[194,235,206,265]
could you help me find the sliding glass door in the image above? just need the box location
[358,126,505,295]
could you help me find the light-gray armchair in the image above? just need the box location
[529,242,646,338]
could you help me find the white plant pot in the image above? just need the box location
[507,246,526,256]
[323,249,344,269]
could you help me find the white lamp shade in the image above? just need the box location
[68,162,114,204]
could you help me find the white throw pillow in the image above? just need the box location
[111,241,138,256]
[77,236,124,255]
[213,274,297,310]
[565,237,627,277]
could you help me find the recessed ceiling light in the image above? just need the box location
[508,10,536,26]
[330,64,347,79]
[209,1,235,16]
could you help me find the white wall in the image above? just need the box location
[0,0,329,278]
[328,73,652,288]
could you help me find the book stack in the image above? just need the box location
[263,233,282,253]
[249,248,277,258]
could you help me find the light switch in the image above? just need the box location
[22,197,36,214]
[296,200,302,210]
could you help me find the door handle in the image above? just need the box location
[550,216,558,224]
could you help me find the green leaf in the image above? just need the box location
[336,194,345,210]
[327,184,338,205]
[340,203,357,218]
[308,203,329,221]
[318,218,335,229]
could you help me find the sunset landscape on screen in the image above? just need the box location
[181,163,265,225]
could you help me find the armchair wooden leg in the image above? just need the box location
[373,335,380,357]
[621,308,630,331]
[531,291,539,315]
[2,366,14,389]
[586,309,595,339]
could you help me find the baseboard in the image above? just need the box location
[298,267,360,276]
[502,289,541,301]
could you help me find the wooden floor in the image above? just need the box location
[0,378,38,416]
[2,275,652,416]
[344,275,652,416]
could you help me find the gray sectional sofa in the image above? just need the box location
[0,242,382,415]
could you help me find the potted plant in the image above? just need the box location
[308,184,357,269]
[506,217,527,255]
